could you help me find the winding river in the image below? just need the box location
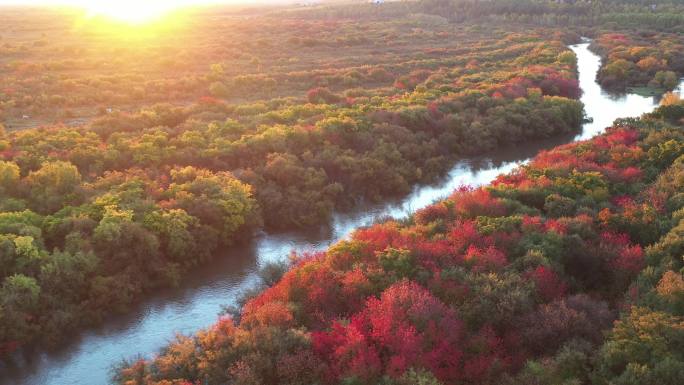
[1,42,682,385]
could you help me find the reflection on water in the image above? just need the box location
[574,42,663,141]
[1,43,680,385]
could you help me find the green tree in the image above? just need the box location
[25,161,82,214]
[596,307,684,385]
[144,209,201,266]
[168,166,259,240]
[654,71,679,90]
[0,274,41,345]
[0,161,19,196]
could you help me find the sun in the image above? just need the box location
[81,0,183,24]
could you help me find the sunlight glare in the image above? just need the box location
[80,0,184,24]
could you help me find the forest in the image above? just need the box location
[0,15,585,353]
[592,32,684,93]
[0,0,684,384]
[115,97,684,385]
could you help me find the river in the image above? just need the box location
[1,42,682,385]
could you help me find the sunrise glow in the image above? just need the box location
[82,0,183,23]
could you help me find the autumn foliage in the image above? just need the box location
[115,110,684,385]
